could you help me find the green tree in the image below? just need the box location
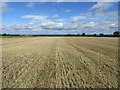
[3,33,7,36]
[93,34,97,36]
[67,34,71,36]
[77,34,80,36]
[113,31,120,36]
[99,33,104,37]
[81,33,85,36]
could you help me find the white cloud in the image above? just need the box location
[64,9,72,13]
[22,15,48,21]
[41,21,63,30]
[52,14,65,22]
[26,2,36,8]
[106,11,118,17]
[90,2,113,11]
[52,14,59,19]
[88,2,114,18]
[80,2,117,18]
[57,19,64,21]
[71,16,87,22]
[2,17,118,34]
[0,2,14,13]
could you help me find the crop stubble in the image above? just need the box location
[2,37,118,88]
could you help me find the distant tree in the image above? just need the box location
[113,31,120,36]
[81,33,85,36]
[77,34,80,36]
[99,33,104,37]
[67,34,71,36]
[3,33,7,36]
[93,34,97,36]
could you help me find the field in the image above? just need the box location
[2,37,118,88]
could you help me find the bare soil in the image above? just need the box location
[2,37,118,88]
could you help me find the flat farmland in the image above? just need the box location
[2,37,119,88]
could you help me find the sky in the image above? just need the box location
[1,2,118,35]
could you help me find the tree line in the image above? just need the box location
[1,31,120,37]
[79,31,120,37]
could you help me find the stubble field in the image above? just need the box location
[2,37,119,88]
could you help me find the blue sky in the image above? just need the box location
[1,2,118,35]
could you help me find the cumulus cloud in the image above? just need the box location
[2,18,118,34]
[41,21,64,30]
[51,15,65,22]
[52,14,59,19]
[57,19,64,21]
[71,16,87,22]
[21,15,48,21]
